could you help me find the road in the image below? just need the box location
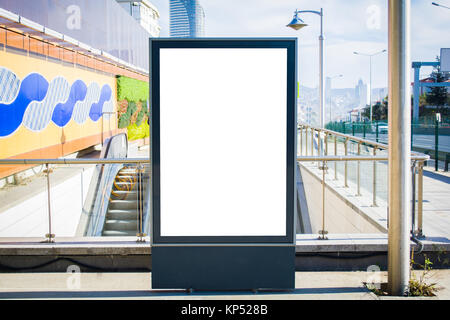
[354,133,450,153]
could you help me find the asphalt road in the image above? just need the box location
[354,133,450,153]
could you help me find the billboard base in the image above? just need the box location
[151,246,295,291]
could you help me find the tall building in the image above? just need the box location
[170,0,205,37]
[116,0,161,37]
[355,79,368,109]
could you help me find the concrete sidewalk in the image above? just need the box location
[0,271,449,300]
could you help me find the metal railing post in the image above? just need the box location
[357,142,362,196]
[435,119,439,172]
[45,163,55,243]
[344,138,349,188]
[334,135,338,180]
[372,148,378,207]
[300,126,303,156]
[318,160,328,240]
[376,122,379,143]
[417,161,424,238]
[305,126,309,156]
[136,163,146,242]
[311,128,314,157]
[318,129,322,159]
[411,161,417,237]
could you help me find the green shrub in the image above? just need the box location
[117,76,149,102]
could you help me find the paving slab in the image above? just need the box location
[0,271,448,300]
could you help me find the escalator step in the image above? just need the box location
[107,210,138,220]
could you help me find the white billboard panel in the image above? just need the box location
[158,48,288,237]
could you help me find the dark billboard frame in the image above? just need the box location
[150,38,297,246]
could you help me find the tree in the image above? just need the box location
[362,97,388,121]
[425,56,449,107]
[426,72,448,107]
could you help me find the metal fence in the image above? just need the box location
[326,119,450,172]
[298,124,429,238]
[0,158,149,242]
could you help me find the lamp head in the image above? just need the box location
[287,11,308,30]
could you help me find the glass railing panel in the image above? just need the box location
[0,159,150,241]
[0,164,53,239]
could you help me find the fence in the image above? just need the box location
[326,119,450,172]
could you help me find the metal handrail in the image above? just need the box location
[299,124,427,158]
[297,155,429,162]
[299,124,389,150]
[0,158,150,165]
[297,125,428,239]
[0,158,150,242]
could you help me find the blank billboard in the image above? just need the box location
[151,39,296,242]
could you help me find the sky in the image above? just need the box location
[150,0,449,90]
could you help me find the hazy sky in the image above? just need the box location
[150,0,449,89]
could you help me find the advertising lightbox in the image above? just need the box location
[150,39,297,290]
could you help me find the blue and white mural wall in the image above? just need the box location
[0,49,118,178]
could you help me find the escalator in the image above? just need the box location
[76,134,150,237]
[102,165,149,236]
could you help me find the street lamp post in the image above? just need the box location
[287,8,325,128]
[328,74,343,124]
[432,2,450,9]
[354,49,387,122]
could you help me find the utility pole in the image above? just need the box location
[388,0,412,296]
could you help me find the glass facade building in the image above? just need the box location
[0,0,152,71]
[169,0,205,38]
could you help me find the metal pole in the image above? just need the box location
[388,0,412,296]
[300,127,303,156]
[413,65,420,122]
[318,130,322,158]
[319,160,328,240]
[370,55,373,123]
[376,122,379,143]
[305,126,309,156]
[319,8,325,128]
[417,161,424,237]
[435,119,439,172]
[373,147,378,207]
[334,135,338,180]
[45,163,55,243]
[357,142,361,196]
[344,138,349,187]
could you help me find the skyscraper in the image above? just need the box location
[170,0,205,37]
